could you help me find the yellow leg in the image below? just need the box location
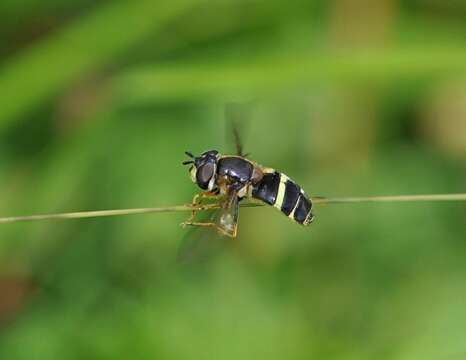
[182,221,237,239]
[181,191,238,239]
[181,191,218,227]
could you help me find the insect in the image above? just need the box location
[181,115,314,238]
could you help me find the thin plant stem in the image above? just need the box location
[311,194,466,205]
[0,194,464,224]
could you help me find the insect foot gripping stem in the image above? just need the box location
[180,191,219,228]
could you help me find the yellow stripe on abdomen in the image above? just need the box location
[252,170,314,226]
[274,174,289,210]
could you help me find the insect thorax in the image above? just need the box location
[215,156,257,197]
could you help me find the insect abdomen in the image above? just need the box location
[252,171,314,225]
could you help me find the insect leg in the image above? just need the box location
[183,221,237,239]
[181,191,219,227]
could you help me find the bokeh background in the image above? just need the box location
[0,0,465,359]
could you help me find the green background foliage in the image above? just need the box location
[0,0,465,359]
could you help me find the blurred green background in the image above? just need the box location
[0,0,465,359]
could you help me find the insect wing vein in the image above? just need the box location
[214,189,240,238]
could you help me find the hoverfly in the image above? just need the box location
[181,105,314,239]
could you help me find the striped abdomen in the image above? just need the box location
[252,171,314,226]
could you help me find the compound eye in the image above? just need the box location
[196,162,215,189]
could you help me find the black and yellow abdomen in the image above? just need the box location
[252,171,314,226]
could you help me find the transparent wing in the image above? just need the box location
[177,209,226,264]
[214,188,240,238]
[225,102,252,157]
[177,189,240,264]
